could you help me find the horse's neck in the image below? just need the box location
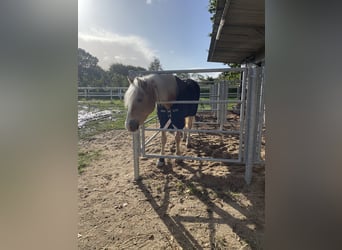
[154,85,169,102]
[152,75,177,108]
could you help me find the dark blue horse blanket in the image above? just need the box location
[157,77,200,129]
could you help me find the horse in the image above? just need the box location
[124,74,200,167]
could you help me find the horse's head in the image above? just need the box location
[124,77,156,132]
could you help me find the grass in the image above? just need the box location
[78,149,102,174]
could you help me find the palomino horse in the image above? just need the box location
[124,74,200,167]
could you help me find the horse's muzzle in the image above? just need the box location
[127,119,139,132]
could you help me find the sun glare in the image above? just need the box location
[78,0,92,24]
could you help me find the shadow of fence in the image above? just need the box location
[136,161,264,249]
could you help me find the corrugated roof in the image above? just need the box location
[207,0,265,64]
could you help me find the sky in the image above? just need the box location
[78,0,224,72]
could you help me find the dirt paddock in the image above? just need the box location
[78,113,265,249]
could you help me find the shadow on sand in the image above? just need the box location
[136,160,264,249]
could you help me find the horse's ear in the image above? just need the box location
[127,76,134,84]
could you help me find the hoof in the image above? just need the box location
[157,158,165,167]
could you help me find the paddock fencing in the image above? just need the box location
[78,86,240,100]
[129,66,265,185]
[78,87,127,100]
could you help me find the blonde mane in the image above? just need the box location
[124,81,139,108]
[124,75,157,108]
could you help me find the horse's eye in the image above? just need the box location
[137,98,143,103]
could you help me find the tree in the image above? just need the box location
[78,48,99,68]
[78,48,149,87]
[78,48,106,87]
[108,63,146,87]
[148,57,163,71]
[218,63,242,86]
[208,0,217,23]
[108,73,127,87]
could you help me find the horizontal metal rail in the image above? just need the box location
[78,94,123,97]
[143,127,241,135]
[78,86,126,89]
[133,67,247,75]
[143,153,241,163]
[157,100,242,105]
[193,121,224,125]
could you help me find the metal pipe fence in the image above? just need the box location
[129,67,265,185]
[78,87,127,100]
[78,86,240,100]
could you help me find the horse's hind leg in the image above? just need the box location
[182,117,188,142]
[183,116,193,148]
[175,131,183,164]
[157,131,167,167]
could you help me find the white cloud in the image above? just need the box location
[78,29,157,70]
[146,0,152,4]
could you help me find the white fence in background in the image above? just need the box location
[78,87,127,99]
[78,86,240,100]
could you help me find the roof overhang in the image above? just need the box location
[207,0,265,64]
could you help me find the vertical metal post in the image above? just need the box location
[132,130,140,180]
[255,66,266,162]
[238,69,247,163]
[226,81,229,110]
[214,83,219,118]
[222,81,228,128]
[218,82,222,128]
[210,85,215,113]
[217,81,227,129]
[244,66,262,185]
[141,124,145,156]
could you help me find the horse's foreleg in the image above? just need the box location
[157,131,167,167]
[175,131,182,164]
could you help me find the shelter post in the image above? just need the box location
[245,66,262,184]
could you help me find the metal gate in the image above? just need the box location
[130,66,265,184]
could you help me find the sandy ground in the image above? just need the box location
[78,113,265,249]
